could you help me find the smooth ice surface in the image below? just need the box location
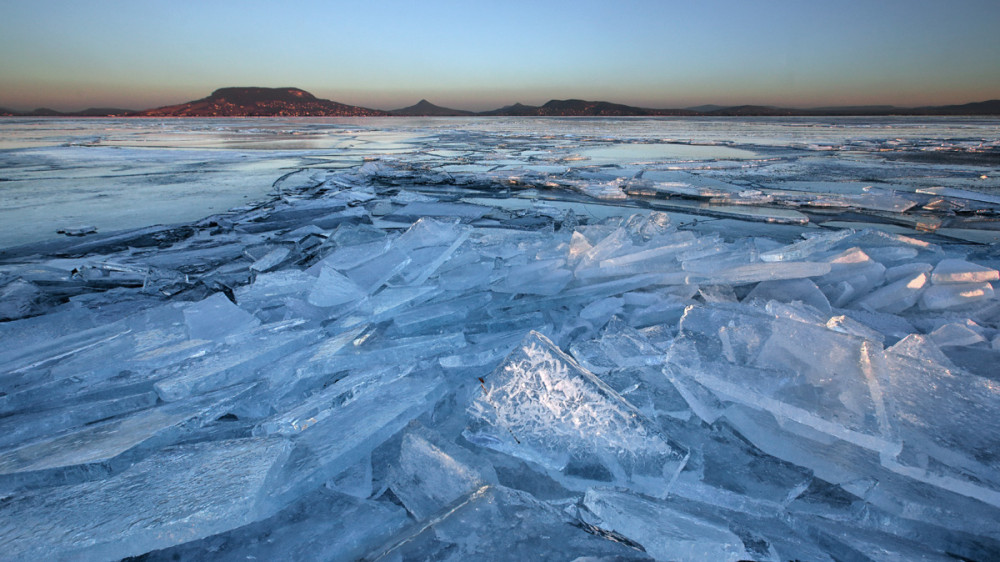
[2,116,999,561]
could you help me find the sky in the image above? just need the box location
[1,0,998,112]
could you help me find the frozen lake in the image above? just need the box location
[1,116,1000,560]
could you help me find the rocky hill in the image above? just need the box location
[534,99,689,116]
[135,87,387,117]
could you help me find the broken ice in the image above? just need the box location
[1,116,999,560]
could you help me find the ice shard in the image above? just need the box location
[367,485,652,561]
[384,428,497,520]
[153,322,319,402]
[853,271,928,313]
[307,266,365,307]
[880,348,1000,508]
[0,437,294,560]
[0,279,43,321]
[684,260,832,285]
[259,373,446,509]
[492,258,573,296]
[0,384,256,491]
[182,291,259,342]
[745,278,831,313]
[670,303,896,454]
[919,281,995,310]
[133,488,409,562]
[930,258,1000,284]
[582,488,749,562]
[465,331,688,496]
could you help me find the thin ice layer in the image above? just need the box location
[492,258,573,296]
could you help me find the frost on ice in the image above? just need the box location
[466,331,688,495]
[1,119,1000,560]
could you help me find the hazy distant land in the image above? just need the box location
[2,86,999,118]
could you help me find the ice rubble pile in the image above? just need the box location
[1,170,999,561]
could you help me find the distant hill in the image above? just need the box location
[389,99,475,116]
[807,105,900,115]
[26,108,64,117]
[479,103,539,116]
[535,99,690,116]
[703,105,799,117]
[0,107,135,117]
[706,100,1000,117]
[538,99,647,116]
[475,99,1000,117]
[916,99,1000,115]
[684,104,727,113]
[75,107,136,117]
[134,87,388,117]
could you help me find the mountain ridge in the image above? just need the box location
[2,87,999,117]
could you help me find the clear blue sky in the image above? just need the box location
[1,0,998,111]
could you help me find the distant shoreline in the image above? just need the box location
[5,113,1000,118]
[3,87,999,118]
[4,109,999,118]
